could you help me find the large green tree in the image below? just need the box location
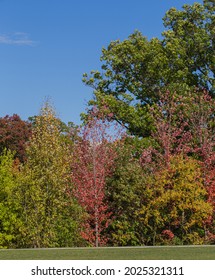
[83,0,215,137]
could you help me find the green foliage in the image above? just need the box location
[106,142,150,246]
[83,1,215,136]
[163,1,215,93]
[0,149,21,248]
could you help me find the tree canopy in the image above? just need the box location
[83,0,215,137]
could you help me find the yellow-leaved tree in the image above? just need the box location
[17,102,84,248]
[139,155,212,245]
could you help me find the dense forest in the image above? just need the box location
[0,0,215,248]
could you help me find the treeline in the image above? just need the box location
[0,90,215,248]
[1,0,215,247]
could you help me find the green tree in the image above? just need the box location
[163,0,215,94]
[106,141,152,246]
[0,149,21,248]
[18,103,84,248]
[83,0,215,137]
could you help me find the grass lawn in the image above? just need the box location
[0,245,214,260]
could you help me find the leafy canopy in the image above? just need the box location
[83,0,215,137]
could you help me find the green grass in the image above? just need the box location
[0,246,214,260]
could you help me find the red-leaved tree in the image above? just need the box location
[71,112,122,246]
[0,114,32,162]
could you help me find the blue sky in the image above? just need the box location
[0,0,203,124]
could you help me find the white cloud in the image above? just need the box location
[0,32,36,46]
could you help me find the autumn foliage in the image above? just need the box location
[139,90,215,244]
[0,114,32,162]
[71,115,120,246]
[1,89,215,248]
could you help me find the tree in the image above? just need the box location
[163,0,215,94]
[141,89,215,165]
[83,1,215,137]
[28,115,78,148]
[106,142,151,246]
[17,103,84,248]
[71,114,120,247]
[140,155,212,245]
[0,149,21,248]
[0,114,32,162]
